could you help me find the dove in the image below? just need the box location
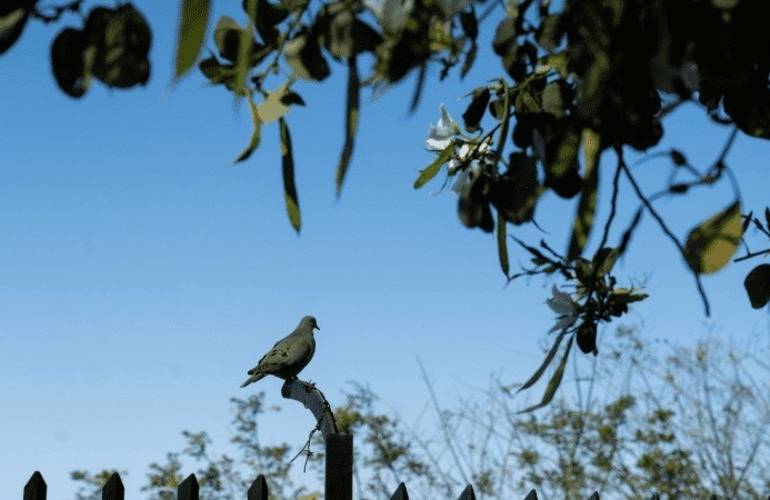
[240,316,320,388]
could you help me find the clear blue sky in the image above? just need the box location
[2,2,769,498]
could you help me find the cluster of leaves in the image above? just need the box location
[176,0,482,232]
[1,1,151,97]
[508,244,646,410]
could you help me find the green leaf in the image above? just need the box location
[174,0,210,80]
[496,213,509,278]
[517,330,568,394]
[541,82,564,118]
[413,145,454,189]
[519,335,574,412]
[336,57,360,196]
[234,94,262,163]
[744,263,770,309]
[567,128,601,260]
[593,247,619,277]
[684,201,743,274]
[279,118,301,233]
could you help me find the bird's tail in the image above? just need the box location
[240,373,264,388]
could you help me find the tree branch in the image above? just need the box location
[620,157,711,316]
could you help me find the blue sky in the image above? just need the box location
[2,2,770,498]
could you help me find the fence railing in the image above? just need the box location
[22,470,484,500]
[21,470,702,500]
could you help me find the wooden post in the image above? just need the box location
[23,471,46,500]
[178,474,200,500]
[325,433,353,500]
[102,473,124,500]
[390,482,409,500]
[247,474,268,500]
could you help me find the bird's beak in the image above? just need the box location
[315,324,320,331]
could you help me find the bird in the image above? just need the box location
[240,315,320,388]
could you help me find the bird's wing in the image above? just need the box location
[248,333,313,375]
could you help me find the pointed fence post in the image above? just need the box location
[178,474,199,500]
[325,433,353,500]
[524,489,538,500]
[390,482,409,500]
[457,484,476,500]
[587,492,600,500]
[102,473,124,500]
[247,474,268,500]
[24,471,46,500]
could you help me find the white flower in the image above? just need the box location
[449,163,479,193]
[365,0,413,35]
[424,103,457,151]
[448,139,492,193]
[547,285,579,333]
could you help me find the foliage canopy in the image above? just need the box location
[4,0,770,399]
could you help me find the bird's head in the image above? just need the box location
[300,315,320,331]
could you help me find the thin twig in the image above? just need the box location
[620,157,712,316]
[417,358,471,486]
[733,247,770,263]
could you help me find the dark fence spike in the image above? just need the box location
[586,492,599,500]
[389,482,409,500]
[457,484,476,500]
[247,474,268,500]
[649,495,660,500]
[23,471,47,500]
[524,489,538,500]
[101,473,124,500]
[178,474,200,500]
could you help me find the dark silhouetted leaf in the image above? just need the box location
[496,213,509,277]
[459,9,477,40]
[492,153,540,225]
[336,57,360,196]
[285,31,330,81]
[459,175,494,232]
[684,201,743,274]
[567,128,601,260]
[461,41,477,79]
[516,332,567,392]
[541,82,564,118]
[765,207,770,229]
[492,17,516,56]
[88,4,152,89]
[234,95,262,163]
[462,87,490,133]
[745,263,770,309]
[414,144,453,189]
[520,335,574,412]
[280,91,305,106]
[50,28,91,98]
[0,3,32,54]
[593,247,619,277]
[243,0,289,46]
[279,118,301,233]
[576,321,597,354]
[536,14,561,50]
[670,149,687,166]
[214,16,265,66]
[174,0,209,80]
